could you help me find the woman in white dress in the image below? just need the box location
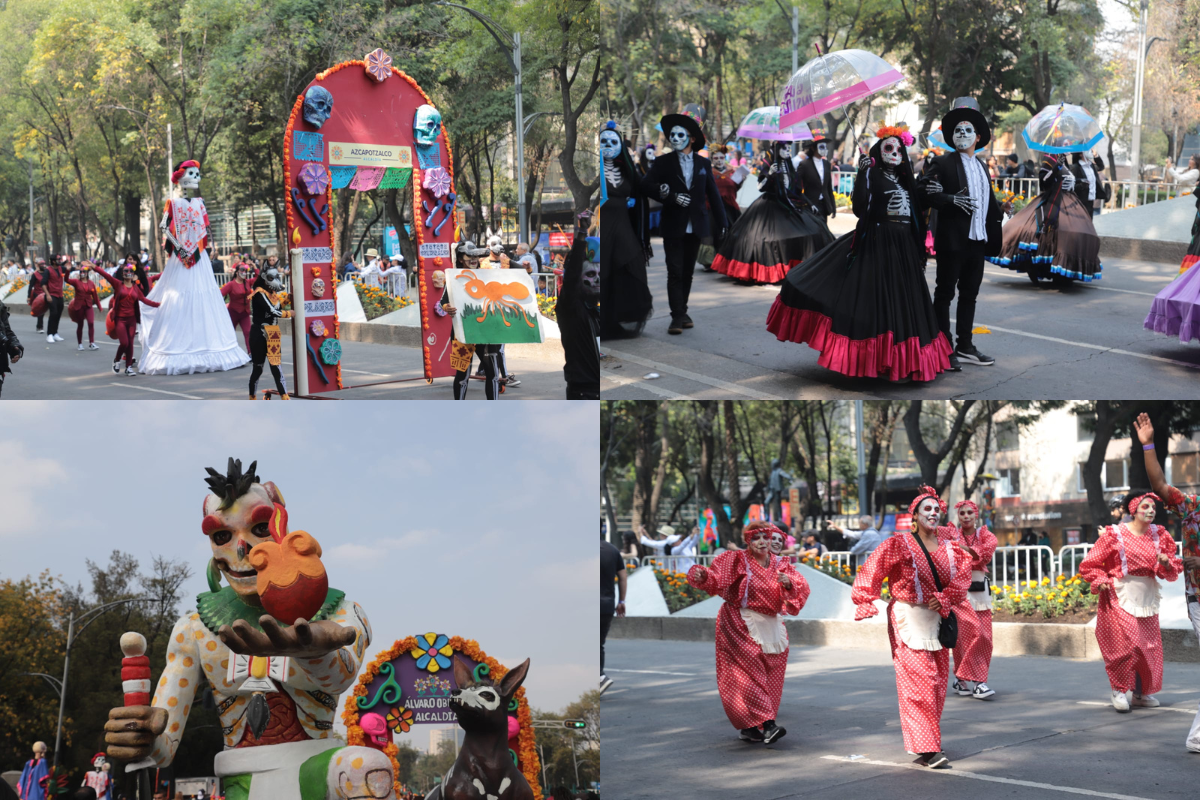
[140,160,249,374]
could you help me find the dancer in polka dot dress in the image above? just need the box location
[686,521,811,744]
[1133,412,1200,749]
[948,499,998,700]
[1078,489,1182,713]
[851,486,971,768]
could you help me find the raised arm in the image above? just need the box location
[1134,413,1172,499]
[93,266,119,288]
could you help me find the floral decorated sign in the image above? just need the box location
[344,634,542,800]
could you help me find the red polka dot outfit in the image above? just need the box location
[687,550,811,730]
[851,529,972,753]
[1078,524,1181,694]
[948,524,997,682]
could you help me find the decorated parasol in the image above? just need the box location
[779,48,905,129]
[1021,103,1104,154]
[736,106,813,141]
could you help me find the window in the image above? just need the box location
[1077,413,1095,442]
[1172,452,1200,487]
[996,421,1019,452]
[1104,458,1129,491]
[997,467,1020,497]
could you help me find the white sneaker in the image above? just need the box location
[88,343,99,350]
[53,334,64,341]
[47,334,55,343]
[1112,690,1132,713]
[112,361,121,374]
[1131,693,1160,708]
[77,343,84,351]
[972,682,996,700]
[125,367,136,376]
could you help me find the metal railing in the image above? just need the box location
[820,551,853,571]
[990,545,1057,587]
[1056,544,1093,578]
[639,554,716,572]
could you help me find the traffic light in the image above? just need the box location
[564,719,586,728]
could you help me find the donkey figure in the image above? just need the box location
[425,656,534,800]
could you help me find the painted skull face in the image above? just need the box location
[432,270,446,289]
[261,267,284,293]
[201,482,283,601]
[770,531,784,555]
[1136,498,1156,523]
[582,261,598,297]
[711,151,726,171]
[311,278,326,298]
[668,125,691,151]
[302,86,334,129]
[816,142,827,158]
[957,504,977,528]
[917,498,941,531]
[414,104,442,146]
[881,137,903,166]
[644,146,656,162]
[952,122,977,152]
[599,130,622,159]
[179,166,201,190]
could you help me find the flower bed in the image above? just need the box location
[536,293,556,321]
[990,574,1098,620]
[354,282,413,320]
[799,554,854,585]
[653,569,709,613]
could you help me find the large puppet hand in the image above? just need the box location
[951,194,979,214]
[217,616,356,658]
[675,193,691,207]
[105,705,168,762]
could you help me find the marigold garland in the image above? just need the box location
[343,636,542,800]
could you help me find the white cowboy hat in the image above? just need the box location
[366,248,380,258]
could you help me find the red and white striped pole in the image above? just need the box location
[120,632,151,706]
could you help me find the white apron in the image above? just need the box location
[893,601,943,651]
[739,608,788,654]
[967,570,993,611]
[1113,575,1161,618]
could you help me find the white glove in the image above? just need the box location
[857,155,873,171]
[924,179,942,195]
[768,162,780,175]
[659,183,670,199]
[951,194,979,214]
[1060,171,1076,191]
[675,193,692,207]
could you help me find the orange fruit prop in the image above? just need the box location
[248,530,329,623]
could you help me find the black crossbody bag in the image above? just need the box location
[914,534,958,649]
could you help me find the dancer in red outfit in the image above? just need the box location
[851,485,971,768]
[1078,491,1182,712]
[948,499,998,699]
[94,265,161,376]
[686,520,810,744]
[221,262,255,350]
[66,262,104,350]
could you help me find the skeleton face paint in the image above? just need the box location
[1136,498,1156,523]
[599,130,622,159]
[711,151,726,171]
[952,122,977,153]
[645,147,656,162]
[302,86,334,129]
[770,531,784,555]
[917,498,941,532]
[179,166,201,190]
[880,137,903,166]
[668,125,691,152]
[582,262,599,296]
[957,505,977,528]
[816,143,827,158]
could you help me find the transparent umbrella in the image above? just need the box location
[736,106,812,142]
[1021,103,1104,154]
[779,49,905,129]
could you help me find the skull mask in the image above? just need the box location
[668,125,691,152]
[599,130,622,159]
[880,137,903,166]
[414,104,442,146]
[302,86,334,129]
[432,270,446,290]
[179,165,201,190]
[200,459,286,603]
[260,266,284,293]
[582,261,598,297]
[816,142,828,158]
[952,122,977,153]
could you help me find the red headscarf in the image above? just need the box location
[908,485,947,517]
[1127,492,1161,515]
[171,159,201,184]
[954,499,979,515]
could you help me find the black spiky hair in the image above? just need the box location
[204,457,260,509]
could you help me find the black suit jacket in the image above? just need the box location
[922,152,1003,257]
[796,157,837,217]
[639,151,727,239]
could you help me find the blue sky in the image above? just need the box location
[0,401,598,749]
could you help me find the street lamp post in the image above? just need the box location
[1129,0,1151,185]
[773,1,800,157]
[436,3,527,244]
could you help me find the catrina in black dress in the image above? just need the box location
[710,143,834,284]
[598,122,653,339]
[766,131,952,382]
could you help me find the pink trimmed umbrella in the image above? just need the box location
[736,106,813,141]
[779,49,905,129]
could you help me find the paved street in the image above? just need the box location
[602,638,1199,799]
[601,231,1200,399]
[0,310,566,400]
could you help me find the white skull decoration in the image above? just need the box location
[952,122,977,152]
[599,130,622,159]
[668,125,690,151]
[414,105,442,146]
[880,137,903,166]
[179,165,201,190]
[302,86,334,129]
[816,142,827,158]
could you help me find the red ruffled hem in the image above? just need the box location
[766,299,952,382]
[711,254,794,284]
[1180,254,1199,275]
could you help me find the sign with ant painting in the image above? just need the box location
[443,268,545,345]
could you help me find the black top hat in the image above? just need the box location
[941,97,991,149]
[660,110,706,151]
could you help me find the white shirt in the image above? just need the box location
[959,152,989,241]
[814,158,825,199]
[640,534,681,553]
[678,151,694,234]
[1168,166,1200,187]
[1080,163,1097,201]
[670,531,700,572]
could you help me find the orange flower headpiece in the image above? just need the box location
[909,485,946,517]
[875,124,914,147]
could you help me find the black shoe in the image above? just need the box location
[761,720,786,745]
[955,344,995,366]
[667,319,684,335]
[926,751,950,769]
[599,676,613,695]
[738,726,765,743]
[681,314,694,329]
[947,352,962,372]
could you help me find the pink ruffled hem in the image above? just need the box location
[711,254,793,284]
[766,299,952,382]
